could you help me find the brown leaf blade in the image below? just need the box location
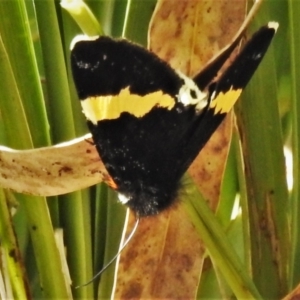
[114,0,248,299]
[0,134,105,196]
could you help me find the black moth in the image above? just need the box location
[71,22,278,217]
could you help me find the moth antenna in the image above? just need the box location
[75,216,140,288]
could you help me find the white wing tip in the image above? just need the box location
[268,21,279,32]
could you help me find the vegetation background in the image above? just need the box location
[0,0,298,299]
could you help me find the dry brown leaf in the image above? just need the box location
[115,204,204,300]
[114,0,248,299]
[0,134,105,196]
[282,282,300,300]
[149,0,246,77]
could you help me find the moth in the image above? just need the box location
[71,22,278,217]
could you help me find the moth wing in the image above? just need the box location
[71,36,183,100]
[71,23,277,215]
[183,22,279,159]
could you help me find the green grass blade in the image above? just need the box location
[0,190,29,299]
[0,34,32,149]
[0,1,71,297]
[34,1,95,298]
[97,191,126,299]
[122,0,157,45]
[111,0,129,37]
[182,176,262,299]
[34,0,75,143]
[59,191,94,298]
[288,0,300,289]
[236,8,290,298]
[0,0,50,148]
[215,138,239,227]
[61,0,103,36]
[233,127,252,275]
[17,194,71,298]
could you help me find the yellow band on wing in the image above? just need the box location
[210,88,242,114]
[81,87,175,124]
